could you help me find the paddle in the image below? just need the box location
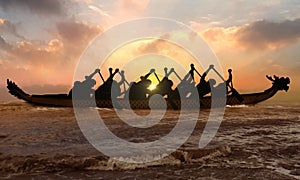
[97,68,119,88]
[173,67,194,94]
[117,71,132,96]
[118,71,130,86]
[167,67,195,107]
[211,67,244,102]
[152,71,160,83]
[194,67,202,78]
[194,64,215,79]
[98,71,105,83]
[172,70,182,82]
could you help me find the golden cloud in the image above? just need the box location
[200,19,300,51]
[0,20,103,86]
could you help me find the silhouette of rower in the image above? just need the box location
[129,69,155,100]
[196,65,216,97]
[173,64,197,99]
[226,69,233,93]
[95,68,121,100]
[214,68,233,94]
[68,69,100,99]
[150,67,175,98]
[212,68,243,101]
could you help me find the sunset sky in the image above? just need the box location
[0,0,299,101]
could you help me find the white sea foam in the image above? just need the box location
[226,104,249,108]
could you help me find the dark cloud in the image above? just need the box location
[56,20,102,49]
[0,0,64,16]
[236,18,300,50]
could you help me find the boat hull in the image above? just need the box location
[7,79,281,109]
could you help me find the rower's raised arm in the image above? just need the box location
[164,67,168,77]
[113,68,119,75]
[144,68,155,79]
[117,70,125,86]
[95,68,100,73]
[86,68,100,79]
[190,64,195,70]
[205,64,214,74]
[106,68,119,81]
[166,68,174,78]
[150,68,155,73]
[189,64,195,80]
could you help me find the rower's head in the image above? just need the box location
[142,79,151,87]
[120,70,125,76]
[208,79,216,86]
[228,69,232,73]
[74,81,81,86]
[150,68,155,73]
[164,67,168,76]
[190,64,195,70]
[92,79,96,85]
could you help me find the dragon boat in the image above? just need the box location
[6,75,290,109]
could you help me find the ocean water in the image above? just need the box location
[0,101,299,179]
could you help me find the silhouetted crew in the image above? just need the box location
[189,64,195,81]
[129,69,155,100]
[118,70,133,98]
[95,68,122,100]
[214,68,233,94]
[226,69,233,93]
[196,65,216,97]
[211,68,243,101]
[150,68,175,98]
[68,69,100,99]
[173,64,197,99]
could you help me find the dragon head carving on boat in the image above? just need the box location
[266,75,290,92]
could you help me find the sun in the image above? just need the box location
[148,84,157,91]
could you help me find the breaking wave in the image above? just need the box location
[0,146,231,176]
